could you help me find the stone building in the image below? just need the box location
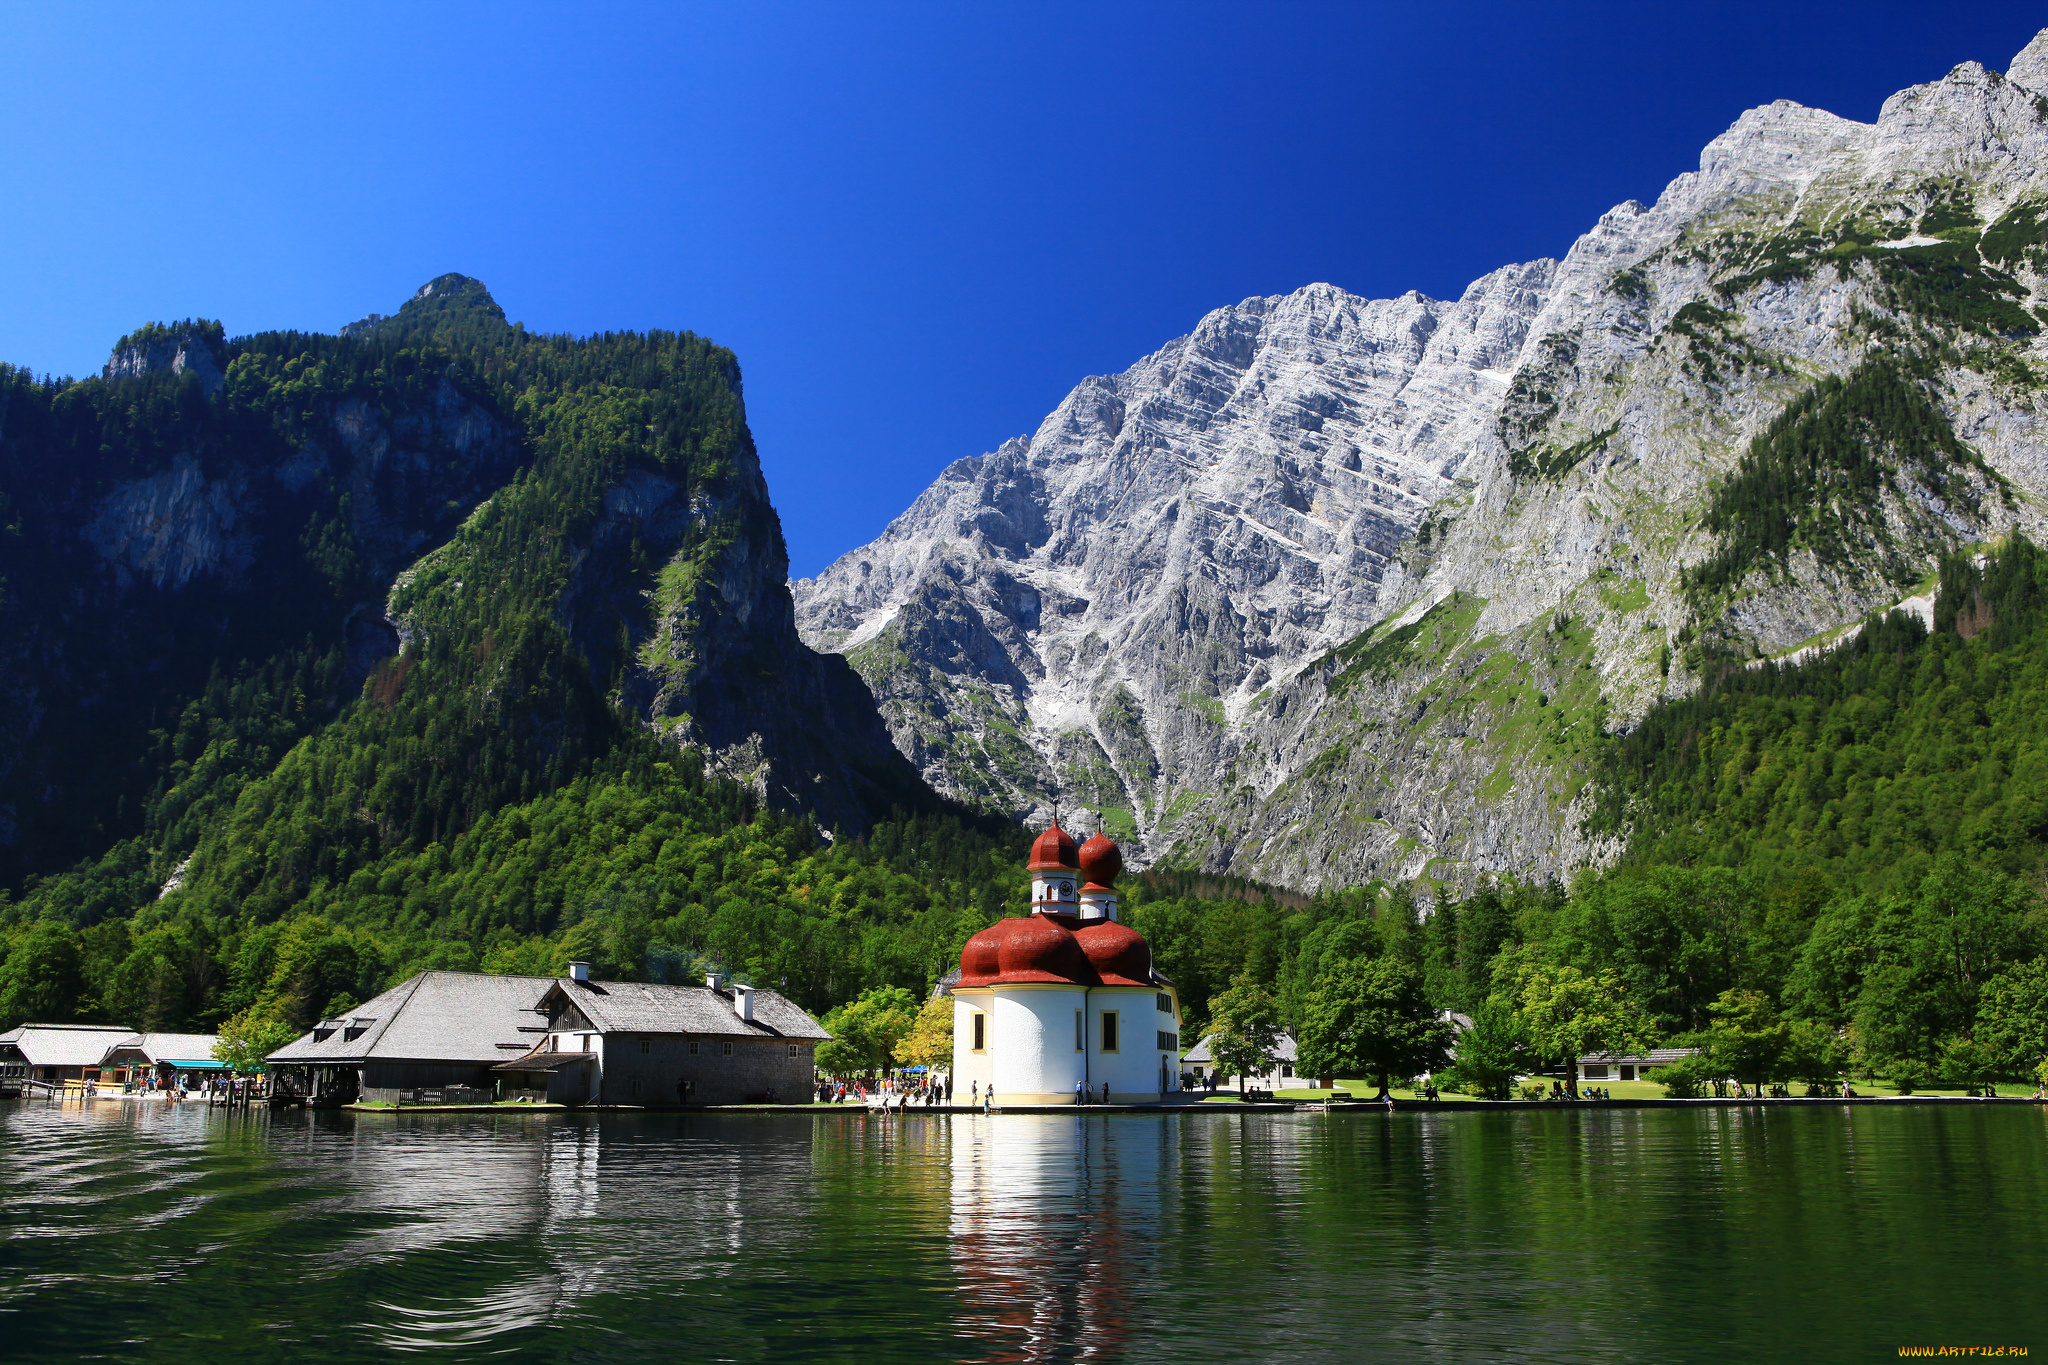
[266,966,829,1106]
[494,966,827,1105]
[268,970,564,1103]
[950,823,1183,1104]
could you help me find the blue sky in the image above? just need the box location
[1,4,2041,577]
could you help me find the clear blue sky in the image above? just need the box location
[1,4,2040,577]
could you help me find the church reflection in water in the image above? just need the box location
[949,1113,1178,1362]
[228,1105,1186,1359]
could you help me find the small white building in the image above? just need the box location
[950,824,1184,1104]
[1181,1032,1304,1091]
[1576,1047,1698,1083]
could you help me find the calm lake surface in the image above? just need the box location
[2,1101,2043,1363]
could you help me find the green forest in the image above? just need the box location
[0,278,1041,1043]
[3,273,2047,1097]
[1169,539,2048,1095]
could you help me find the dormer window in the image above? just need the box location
[342,1018,374,1042]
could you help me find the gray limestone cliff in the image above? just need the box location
[794,31,2048,891]
[103,322,226,397]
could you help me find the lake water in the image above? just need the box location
[2,1101,2043,1363]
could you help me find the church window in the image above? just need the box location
[1075,1009,1083,1051]
[972,1013,987,1052]
[1101,1011,1120,1053]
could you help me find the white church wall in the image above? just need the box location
[952,990,994,1098]
[1087,986,1163,1101]
[991,985,1085,1102]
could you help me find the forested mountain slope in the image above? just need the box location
[795,31,2048,893]
[1127,536,2048,1086]
[0,278,1021,1034]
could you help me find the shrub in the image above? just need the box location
[1442,1062,1513,1101]
[1649,1055,1712,1098]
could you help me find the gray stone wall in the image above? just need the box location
[599,1033,815,1105]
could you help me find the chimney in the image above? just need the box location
[568,961,590,982]
[733,984,754,1022]
[705,972,724,992]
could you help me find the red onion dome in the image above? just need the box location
[958,920,1004,988]
[1074,920,1152,988]
[958,915,1098,988]
[1027,821,1079,872]
[1077,832,1122,888]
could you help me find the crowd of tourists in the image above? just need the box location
[817,1073,951,1109]
[78,1072,268,1102]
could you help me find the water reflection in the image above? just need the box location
[3,1101,2046,1363]
[949,1116,1175,1361]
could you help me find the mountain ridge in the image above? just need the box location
[793,30,2048,891]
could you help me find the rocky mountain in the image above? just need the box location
[793,30,2048,892]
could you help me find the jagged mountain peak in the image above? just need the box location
[2007,28,2048,91]
[794,29,2048,891]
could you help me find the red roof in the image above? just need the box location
[956,915,1097,988]
[1074,920,1151,987]
[1027,822,1079,871]
[1077,832,1122,888]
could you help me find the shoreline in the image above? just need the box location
[310,1093,2048,1115]
[23,1093,2039,1115]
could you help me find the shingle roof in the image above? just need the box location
[0,1024,139,1068]
[544,978,831,1040]
[267,971,557,1065]
[1181,1031,1298,1065]
[102,1032,221,1065]
[264,971,833,1067]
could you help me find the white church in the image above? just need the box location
[949,823,1185,1103]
